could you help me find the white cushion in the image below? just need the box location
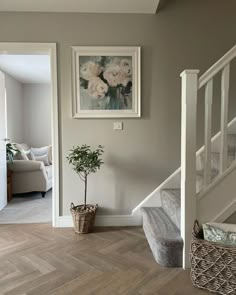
[25,149,35,160]
[31,145,52,164]
[35,154,50,166]
[16,143,30,151]
[14,151,29,161]
[14,143,38,161]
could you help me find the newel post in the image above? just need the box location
[180,69,199,269]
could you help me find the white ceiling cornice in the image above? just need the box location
[0,0,160,14]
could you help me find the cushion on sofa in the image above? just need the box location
[31,145,52,164]
[203,222,236,246]
[15,151,29,161]
[16,143,30,151]
[35,154,50,166]
[14,143,33,161]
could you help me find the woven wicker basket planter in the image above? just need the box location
[70,203,98,234]
[190,220,236,295]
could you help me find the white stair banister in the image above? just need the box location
[204,79,213,186]
[180,69,199,269]
[180,46,235,269]
[199,45,236,88]
[220,64,230,174]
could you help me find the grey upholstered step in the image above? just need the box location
[160,189,180,230]
[141,207,183,267]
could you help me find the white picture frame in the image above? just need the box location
[72,46,141,118]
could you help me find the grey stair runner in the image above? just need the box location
[141,134,236,268]
[161,189,180,229]
[142,189,182,267]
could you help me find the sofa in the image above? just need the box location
[7,143,53,197]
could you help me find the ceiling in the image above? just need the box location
[0,0,160,14]
[0,55,51,84]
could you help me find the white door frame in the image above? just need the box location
[0,71,7,210]
[0,43,59,227]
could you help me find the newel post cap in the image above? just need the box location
[180,69,200,77]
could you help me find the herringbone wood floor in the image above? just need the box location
[0,224,209,295]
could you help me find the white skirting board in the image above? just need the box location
[57,214,142,227]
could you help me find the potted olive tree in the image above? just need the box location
[67,144,104,234]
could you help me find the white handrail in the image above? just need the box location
[199,44,236,89]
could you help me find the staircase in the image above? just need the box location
[133,45,236,269]
[141,189,182,267]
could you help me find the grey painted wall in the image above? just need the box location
[4,76,51,147]
[5,74,24,143]
[225,212,236,224]
[23,84,51,147]
[0,0,236,216]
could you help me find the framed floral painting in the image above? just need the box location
[72,46,141,118]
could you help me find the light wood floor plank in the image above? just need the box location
[0,224,209,295]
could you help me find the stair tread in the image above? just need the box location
[142,207,183,267]
[141,207,182,243]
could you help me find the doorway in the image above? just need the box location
[0,43,59,226]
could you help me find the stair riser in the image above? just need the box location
[143,221,182,267]
[160,190,180,230]
[141,207,183,267]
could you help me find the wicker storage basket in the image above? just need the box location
[190,220,236,295]
[70,203,98,234]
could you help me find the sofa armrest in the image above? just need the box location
[8,160,44,172]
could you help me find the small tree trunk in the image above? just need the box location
[84,174,87,210]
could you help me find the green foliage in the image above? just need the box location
[6,142,20,163]
[67,145,104,207]
[67,144,104,179]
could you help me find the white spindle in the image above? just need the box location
[180,69,199,269]
[220,64,230,174]
[204,80,213,187]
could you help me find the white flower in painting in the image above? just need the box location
[80,61,102,80]
[104,59,132,87]
[88,77,108,99]
[120,59,132,76]
[119,59,132,87]
[103,63,121,87]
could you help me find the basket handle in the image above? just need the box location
[192,220,200,237]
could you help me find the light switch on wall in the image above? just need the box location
[113,122,123,130]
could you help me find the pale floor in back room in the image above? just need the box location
[0,189,52,224]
